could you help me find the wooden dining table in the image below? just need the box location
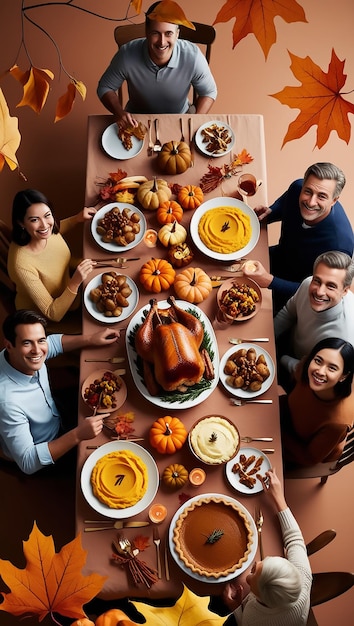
[75,113,284,601]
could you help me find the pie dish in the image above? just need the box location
[172,495,253,579]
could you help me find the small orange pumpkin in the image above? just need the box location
[139,258,175,293]
[177,184,204,210]
[157,141,192,175]
[174,267,213,303]
[95,608,137,626]
[156,200,184,225]
[162,463,189,489]
[149,415,188,454]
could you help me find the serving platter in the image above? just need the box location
[101,122,144,159]
[125,299,219,409]
[81,368,127,414]
[189,197,260,261]
[91,203,146,253]
[226,447,272,495]
[81,441,159,518]
[194,120,235,157]
[84,273,139,323]
[219,343,275,398]
[168,492,257,583]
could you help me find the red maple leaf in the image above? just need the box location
[213,0,307,59]
[271,49,354,148]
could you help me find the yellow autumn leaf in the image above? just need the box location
[9,64,30,86]
[73,79,87,101]
[147,0,196,30]
[16,66,54,114]
[0,522,106,621]
[132,585,226,626]
[0,87,21,172]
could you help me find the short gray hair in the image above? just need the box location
[258,556,302,608]
[303,163,346,198]
[313,251,354,288]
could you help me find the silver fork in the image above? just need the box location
[230,398,273,406]
[153,118,162,151]
[147,119,154,155]
[255,507,264,559]
[153,526,162,578]
[241,436,273,443]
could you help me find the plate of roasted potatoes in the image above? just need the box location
[84,271,139,323]
[219,344,275,398]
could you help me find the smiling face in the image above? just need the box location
[308,263,349,312]
[5,323,48,376]
[308,348,346,399]
[19,202,55,246]
[299,175,337,225]
[146,20,179,66]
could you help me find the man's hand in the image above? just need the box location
[117,112,138,129]
[254,205,272,222]
[76,413,108,441]
[88,327,121,346]
[242,260,273,288]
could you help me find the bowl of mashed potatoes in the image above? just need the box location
[189,415,240,465]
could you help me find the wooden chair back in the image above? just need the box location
[113,21,216,106]
[285,426,354,484]
[0,219,16,296]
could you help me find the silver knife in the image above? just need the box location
[229,338,269,344]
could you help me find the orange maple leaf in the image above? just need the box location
[233,148,254,165]
[271,49,354,148]
[213,0,307,59]
[133,535,150,551]
[14,66,54,114]
[0,87,21,172]
[0,522,106,621]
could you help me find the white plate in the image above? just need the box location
[189,197,260,261]
[81,369,127,414]
[91,203,146,253]
[125,299,219,409]
[219,343,275,398]
[168,492,257,583]
[84,273,139,323]
[194,120,235,157]
[216,276,262,322]
[226,447,272,495]
[81,441,159,518]
[101,122,144,159]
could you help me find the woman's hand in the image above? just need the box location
[260,467,288,512]
[222,581,244,611]
[70,258,96,292]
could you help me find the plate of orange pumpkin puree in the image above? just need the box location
[190,197,260,261]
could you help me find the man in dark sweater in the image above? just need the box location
[242,163,354,313]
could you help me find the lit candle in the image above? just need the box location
[144,229,158,247]
[148,503,167,523]
[189,467,206,487]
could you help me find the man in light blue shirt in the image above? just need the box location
[97,0,217,129]
[0,310,120,474]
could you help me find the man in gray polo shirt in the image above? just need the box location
[97,0,217,129]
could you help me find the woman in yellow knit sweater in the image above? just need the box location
[7,189,96,325]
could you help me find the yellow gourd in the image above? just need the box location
[162,463,189,489]
[136,177,171,210]
[174,267,212,303]
[157,221,187,247]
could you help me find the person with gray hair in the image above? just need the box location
[222,467,311,624]
[274,251,354,384]
[241,162,353,313]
